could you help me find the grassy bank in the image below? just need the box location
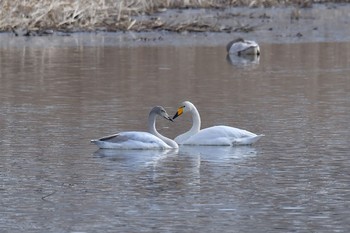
[0,0,345,34]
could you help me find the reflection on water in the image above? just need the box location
[179,145,258,162]
[226,53,260,69]
[1,38,350,232]
[94,148,179,169]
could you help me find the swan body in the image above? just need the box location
[173,101,263,146]
[91,131,175,149]
[91,106,178,150]
[181,126,264,146]
[226,38,260,56]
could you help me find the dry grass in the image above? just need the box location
[0,0,344,34]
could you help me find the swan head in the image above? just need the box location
[151,106,174,122]
[172,101,194,120]
[226,38,245,53]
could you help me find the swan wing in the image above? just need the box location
[183,126,263,146]
[228,41,250,54]
[91,131,171,149]
[229,40,259,55]
[174,133,193,145]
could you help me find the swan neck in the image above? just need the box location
[148,112,158,136]
[148,112,178,148]
[190,105,201,133]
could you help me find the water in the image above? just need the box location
[1,36,350,232]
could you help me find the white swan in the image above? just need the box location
[172,101,264,146]
[91,106,178,149]
[226,38,260,56]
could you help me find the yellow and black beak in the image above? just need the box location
[172,106,184,120]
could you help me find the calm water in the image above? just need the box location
[1,36,350,232]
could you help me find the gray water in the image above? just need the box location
[1,35,350,232]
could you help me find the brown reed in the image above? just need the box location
[0,0,341,34]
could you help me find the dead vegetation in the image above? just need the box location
[0,0,346,35]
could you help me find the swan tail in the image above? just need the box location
[232,134,264,146]
[91,138,117,149]
[90,139,122,149]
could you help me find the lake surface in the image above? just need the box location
[1,35,350,232]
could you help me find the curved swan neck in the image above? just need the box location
[174,102,201,144]
[190,104,201,134]
[148,112,178,148]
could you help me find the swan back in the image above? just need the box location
[182,126,264,146]
[227,38,260,56]
[91,132,172,149]
[91,106,178,149]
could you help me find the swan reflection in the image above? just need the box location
[93,148,178,168]
[179,145,258,163]
[226,54,260,69]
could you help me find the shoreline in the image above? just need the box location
[1,4,350,47]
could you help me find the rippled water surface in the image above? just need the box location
[1,36,350,232]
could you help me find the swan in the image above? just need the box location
[172,101,264,146]
[226,38,260,56]
[91,106,178,149]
